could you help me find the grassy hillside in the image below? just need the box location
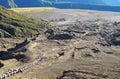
[0,6,49,38]
[10,7,56,14]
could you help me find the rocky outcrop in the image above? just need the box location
[58,70,108,79]
[48,34,74,40]
[0,62,4,68]
[0,51,13,60]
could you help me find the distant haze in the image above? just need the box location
[0,0,120,11]
[40,0,120,6]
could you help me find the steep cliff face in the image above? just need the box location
[0,0,17,8]
[8,0,17,8]
[0,0,48,8]
[0,0,42,8]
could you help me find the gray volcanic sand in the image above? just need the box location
[7,9,120,79]
[27,9,120,25]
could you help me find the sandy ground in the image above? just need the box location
[1,9,120,79]
[23,9,120,25]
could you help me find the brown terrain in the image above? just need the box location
[0,9,120,79]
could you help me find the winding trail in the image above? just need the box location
[0,56,46,79]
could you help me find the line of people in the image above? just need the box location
[0,56,46,79]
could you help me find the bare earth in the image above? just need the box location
[0,9,120,79]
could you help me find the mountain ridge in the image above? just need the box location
[1,0,120,12]
[1,0,120,8]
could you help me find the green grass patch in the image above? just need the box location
[0,6,49,38]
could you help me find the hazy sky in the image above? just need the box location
[43,0,120,6]
[104,0,120,6]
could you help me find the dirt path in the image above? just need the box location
[0,56,46,79]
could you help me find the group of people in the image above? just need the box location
[0,56,46,79]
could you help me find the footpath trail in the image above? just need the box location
[0,56,46,79]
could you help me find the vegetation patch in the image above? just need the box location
[0,6,49,38]
[10,7,56,14]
